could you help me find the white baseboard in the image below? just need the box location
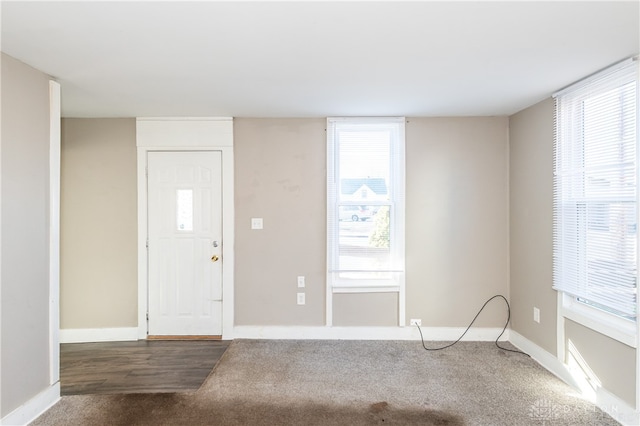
[59,327,139,343]
[1,382,60,426]
[233,325,509,341]
[509,330,639,426]
[509,330,578,388]
[596,386,640,426]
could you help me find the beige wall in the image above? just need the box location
[234,118,327,325]
[509,97,637,406]
[1,53,52,416]
[333,293,398,326]
[508,98,556,353]
[234,117,510,327]
[60,118,137,329]
[405,117,510,327]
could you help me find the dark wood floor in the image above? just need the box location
[60,340,230,395]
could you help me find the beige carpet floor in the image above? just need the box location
[31,339,620,425]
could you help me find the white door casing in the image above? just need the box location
[136,117,234,340]
[147,151,222,335]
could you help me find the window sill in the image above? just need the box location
[332,285,400,294]
[560,294,637,348]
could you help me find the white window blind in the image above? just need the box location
[553,58,638,320]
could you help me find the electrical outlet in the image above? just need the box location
[251,218,263,229]
[533,307,540,323]
[297,276,305,288]
[410,318,422,326]
[297,293,305,305]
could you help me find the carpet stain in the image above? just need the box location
[370,401,389,413]
[367,401,465,426]
[423,409,465,425]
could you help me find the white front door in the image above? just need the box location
[147,151,222,336]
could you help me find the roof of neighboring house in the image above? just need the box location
[341,178,388,195]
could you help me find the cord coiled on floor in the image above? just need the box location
[416,294,530,356]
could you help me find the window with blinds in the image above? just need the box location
[553,58,638,323]
[327,117,405,291]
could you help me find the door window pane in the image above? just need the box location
[176,189,193,231]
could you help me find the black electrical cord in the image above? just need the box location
[416,294,530,356]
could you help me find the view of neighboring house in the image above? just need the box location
[341,178,388,203]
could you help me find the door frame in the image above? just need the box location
[136,117,234,340]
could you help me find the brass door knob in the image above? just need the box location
[211,255,219,262]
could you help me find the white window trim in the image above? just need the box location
[326,117,406,326]
[561,293,637,348]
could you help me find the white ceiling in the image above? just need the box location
[1,1,638,118]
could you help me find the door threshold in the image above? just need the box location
[147,335,222,340]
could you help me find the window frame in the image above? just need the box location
[553,58,639,347]
[326,117,406,295]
